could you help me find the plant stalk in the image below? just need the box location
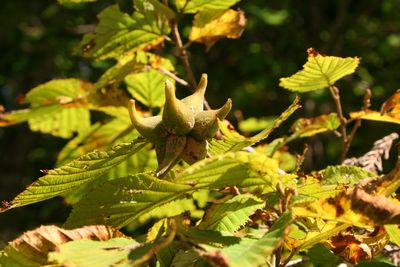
[328,85,348,162]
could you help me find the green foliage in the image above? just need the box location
[279,48,360,92]
[1,0,400,266]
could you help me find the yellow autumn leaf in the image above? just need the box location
[280,48,360,92]
[350,89,400,124]
[350,110,400,124]
[189,9,246,51]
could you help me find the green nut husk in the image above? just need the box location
[128,74,232,178]
[128,99,165,144]
[162,80,195,135]
[155,134,186,178]
[190,98,232,141]
[182,73,207,114]
[180,136,208,165]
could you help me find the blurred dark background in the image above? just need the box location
[1,0,400,245]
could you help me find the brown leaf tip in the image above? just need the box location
[307,48,320,57]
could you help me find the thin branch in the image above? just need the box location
[157,66,190,87]
[170,20,211,110]
[341,88,371,160]
[328,85,348,162]
[171,21,197,89]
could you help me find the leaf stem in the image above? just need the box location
[340,88,371,160]
[328,85,348,162]
[170,20,211,110]
[171,20,197,90]
[157,66,190,87]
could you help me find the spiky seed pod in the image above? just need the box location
[128,74,232,178]
[162,80,195,135]
[190,98,232,141]
[128,100,165,144]
[180,136,208,164]
[155,134,187,178]
[182,73,207,114]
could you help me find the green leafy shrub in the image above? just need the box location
[1,0,400,266]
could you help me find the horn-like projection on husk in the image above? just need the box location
[128,74,232,177]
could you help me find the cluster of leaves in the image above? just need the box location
[1,0,400,266]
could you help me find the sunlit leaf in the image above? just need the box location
[286,220,349,251]
[56,117,134,166]
[384,225,400,246]
[0,79,93,138]
[209,97,300,155]
[350,110,400,125]
[279,48,360,92]
[80,4,170,60]
[320,165,374,186]
[238,116,276,133]
[180,0,240,14]
[1,139,147,212]
[48,238,136,267]
[66,151,287,228]
[198,194,263,232]
[201,212,293,267]
[189,9,246,50]
[65,173,195,228]
[125,69,172,108]
[308,244,341,267]
[175,151,281,189]
[0,225,123,267]
[293,187,400,227]
[290,113,340,138]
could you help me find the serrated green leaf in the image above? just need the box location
[48,238,137,267]
[170,250,203,267]
[307,243,341,267]
[2,140,147,212]
[209,97,300,155]
[65,173,195,228]
[292,166,374,205]
[29,107,90,138]
[175,151,281,189]
[0,79,93,138]
[198,194,263,232]
[181,0,240,14]
[80,4,170,60]
[384,225,400,246]
[125,70,172,108]
[57,116,134,165]
[320,165,374,186]
[202,212,292,267]
[66,151,287,228]
[279,48,360,92]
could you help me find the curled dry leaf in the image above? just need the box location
[325,226,388,264]
[189,9,246,51]
[290,113,340,138]
[0,225,124,266]
[350,187,400,225]
[381,89,400,115]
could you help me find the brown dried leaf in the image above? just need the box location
[326,227,388,264]
[189,9,246,51]
[350,187,400,225]
[293,184,400,227]
[290,113,340,138]
[381,89,400,115]
[1,225,124,266]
